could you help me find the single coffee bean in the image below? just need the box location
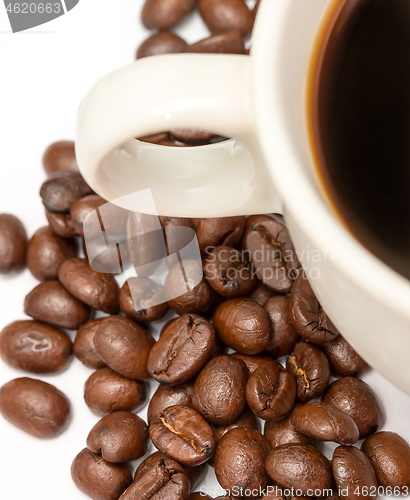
[45,209,76,238]
[214,297,272,355]
[196,216,245,254]
[193,355,248,425]
[321,335,370,377]
[361,431,410,489]
[199,0,253,36]
[40,172,92,213]
[59,258,120,314]
[332,446,378,500]
[290,273,339,343]
[84,367,148,416]
[160,216,197,270]
[322,377,385,439]
[264,295,300,358]
[246,359,296,420]
[286,341,330,402]
[94,316,155,381]
[74,318,107,369]
[71,448,132,500]
[0,377,71,438]
[0,320,72,374]
[0,213,27,274]
[213,407,260,443]
[231,353,272,375]
[169,129,217,144]
[26,226,76,281]
[190,30,246,54]
[119,278,169,324]
[43,140,78,175]
[150,405,215,466]
[264,403,315,449]
[247,279,274,306]
[266,444,334,495]
[24,280,91,330]
[142,0,196,30]
[70,194,106,236]
[148,382,194,424]
[215,428,270,497]
[292,402,359,446]
[137,31,188,59]
[87,411,149,463]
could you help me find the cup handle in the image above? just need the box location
[76,53,281,217]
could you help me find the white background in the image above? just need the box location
[0,1,410,499]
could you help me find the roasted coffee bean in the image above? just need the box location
[43,141,78,175]
[321,335,370,377]
[0,377,71,438]
[232,353,272,375]
[45,209,76,238]
[286,341,330,402]
[215,427,270,497]
[27,226,76,281]
[70,194,106,236]
[0,320,72,374]
[160,216,196,268]
[24,280,91,330]
[245,217,300,294]
[71,448,132,500]
[213,407,260,443]
[246,359,296,421]
[138,131,182,146]
[74,318,107,369]
[185,463,208,491]
[94,316,155,381]
[148,382,194,424]
[0,213,27,274]
[59,258,119,314]
[264,403,314,449]
[292,402,359,445]
[266,444,334,495]
[214,297,272,354]
[142,0,196,30]
[264,295,300,358]
[137,31,188,59]
[169,129,217,144]
[199,0,253,36]
[332,446,378,500]
[190,30,246,54]
[148,314,215,385]
[84,367,147,416]
[87,411,149,462]
[323,377,385,439]
[290,273,339,343]
[40,172,92,213]
[119,278,169,324]
[150,405,215,466]
[361,432,410,489]
[190,493,212,500]
[248,279,274,306]
[193,355,248,425]
[204,245,256,298]
[196,216,245,254]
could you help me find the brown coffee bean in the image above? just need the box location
[71,448,132,500]
[190,493,212,500]
[321,335,370,377]
[196,216,245,254]
[137,31,188,59]
[193,355,248,425]
[361,432,410,489]
[87,411,149,462]
[24,280,91,330]
[169,129,217,144]
[287,341,330,402]
[94,316,155,381]
[290,273,339,343]
[43,141,78,176]
[199,0,253,36]
[264,403,314,449]
[0,213,27,274]
[27,226,76,281]
[266,444,334,495]
[59,258,119,314]
[70,194,106,236]
[213,407,260,443]
[74,318,107,369]
[148,314,215,385]
[214,297,272,355]
[119,278,169,324]
[264,295,300,358]
[185,463,208,491]
[332,446,378,500]
[215,427,270,497]
[322,377,385,439]
[190,30,246,54]
[148,382,194,424]
[150,405,215,466]
[246,359,296,421]
[84,367,148,416]
[292,402,359,445]
[45,209,76,238]
[247,279,274,306]
[231,353,272,375]
[40,172,92,213]
[137,132,181,146]
[142,0,196,30]
[0,377,71,438]
[0,320,72,374]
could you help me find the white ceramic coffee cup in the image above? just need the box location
[76,0,410,393]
